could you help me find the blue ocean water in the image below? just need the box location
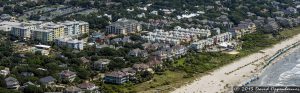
[248,47,300,86]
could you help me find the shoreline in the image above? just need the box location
[240,41,300,87]
[172,32,300,93]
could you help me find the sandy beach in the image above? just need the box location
[172,33,300,93]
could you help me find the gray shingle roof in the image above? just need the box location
[39,76,56,84]
[5,77,19,86]
[106,71,128,78]
[65,86,81,92]
[77,82,95,89]
[60,70,76,77]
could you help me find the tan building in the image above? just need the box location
[79,21,89,34]
[106,18,141,35]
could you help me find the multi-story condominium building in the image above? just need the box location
[211,32,233,44]
[32,29,54,42]
[58,21,89,36]
[78,21,89,34]
[173,26,211,38]
[190,40,207,51]
[2,20,89,45]
[0,21,22,32]
[106,18,141,35]
[58,21,80,36]
[55,37,84,50]
[190,32,233,52]
[142,29,198,45]
[40,22,65,39]
[10,23,36,40]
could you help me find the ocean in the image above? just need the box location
[248,47,300,86]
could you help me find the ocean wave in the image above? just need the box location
[259,75,267,86]
[277,64,300,85]
[250,47,300,86]
[297,58,300,62]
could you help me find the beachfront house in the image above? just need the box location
[104,71,129,84]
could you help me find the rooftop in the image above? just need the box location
[109,18,139,27]
[77,82,96,89]
[0,21,22,26]
[56,37,83,44]
[95,59,111,64]
[5,77,19,85]
[133,63,150,70]
[39,76,56,84]
[40,22,64,29]
[106,71,128,78]
[33,28,53,32]
[60,70,76,77]
[35,45,51,49]
[65,86,81,92]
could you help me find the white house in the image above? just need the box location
[0,68,10,76]
[55,37,84,50]
[31,45,51,55]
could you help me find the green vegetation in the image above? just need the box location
[134,71,187,92]
[0,87,20,93]
[173,58,185,67]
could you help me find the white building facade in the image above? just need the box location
[55,37,84,50]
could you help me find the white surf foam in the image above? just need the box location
[278,64,300,83]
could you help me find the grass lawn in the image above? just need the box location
[173,58,185,67]
[133,71,190,93]
[279,26,300,37]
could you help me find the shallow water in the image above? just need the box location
[248,47,300,86]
